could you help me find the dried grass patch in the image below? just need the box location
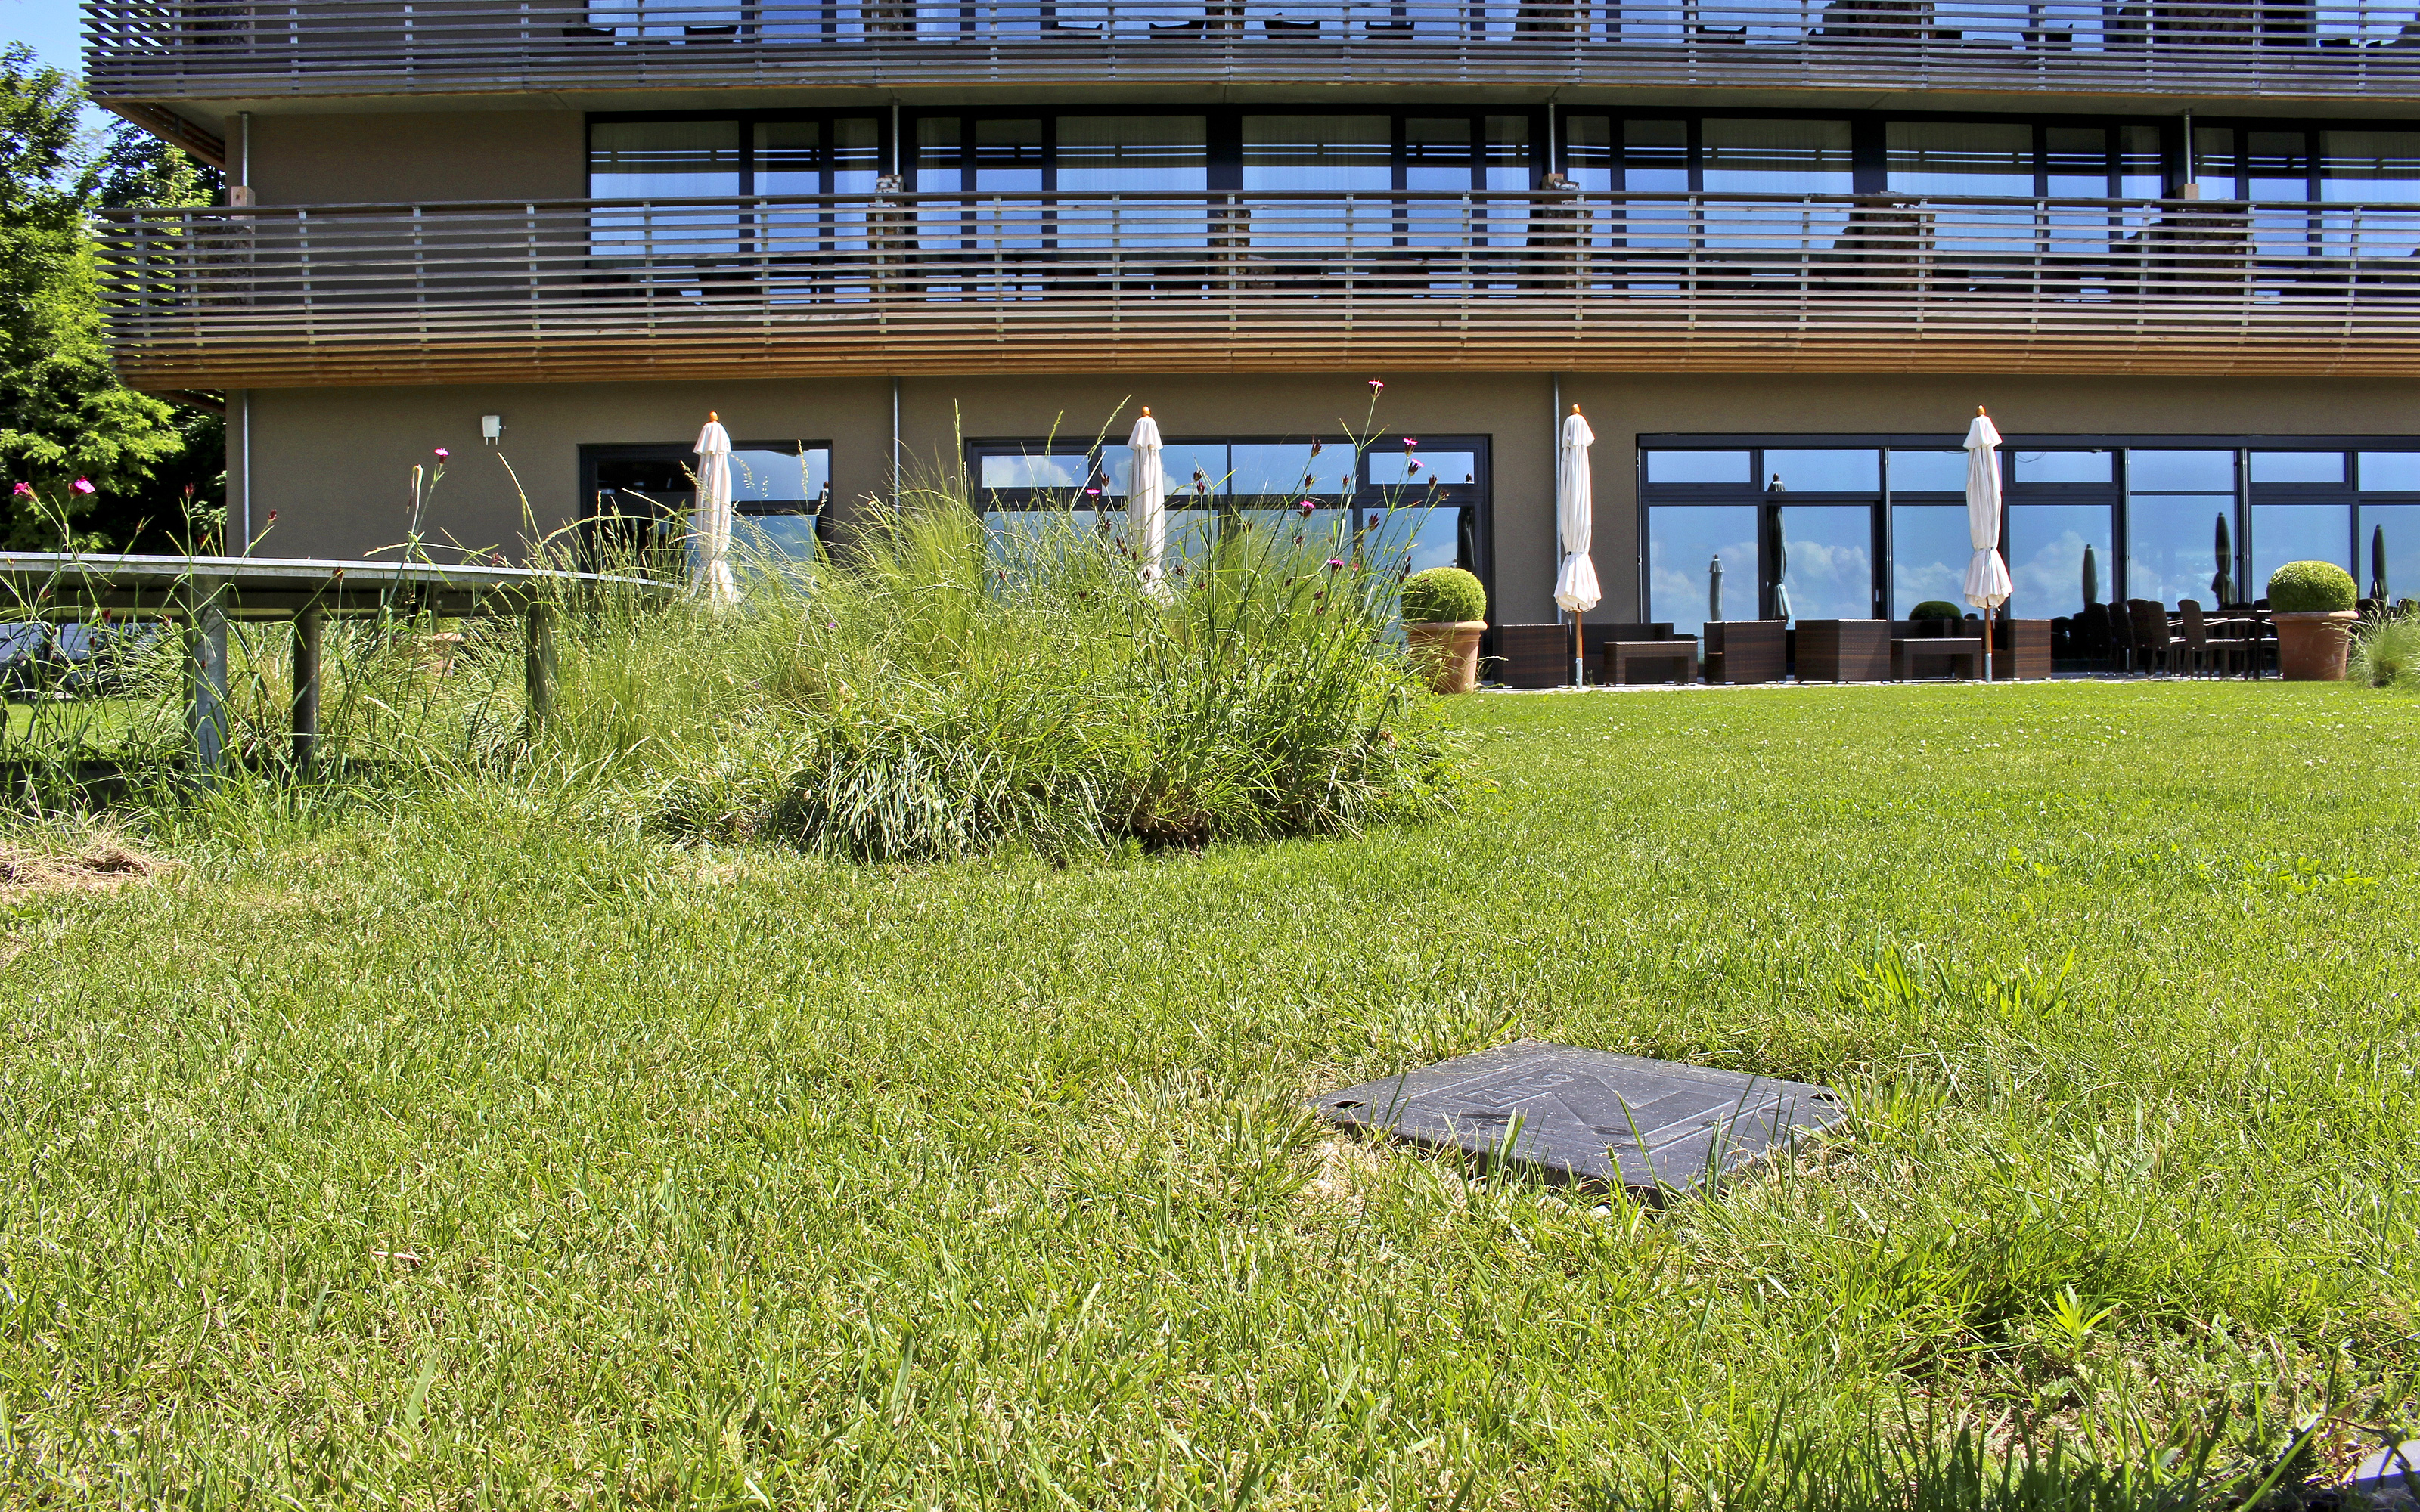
[0,839,169,900]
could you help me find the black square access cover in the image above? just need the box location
[1314,1039,1847,1198]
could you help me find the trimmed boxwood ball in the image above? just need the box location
[1400,567,1488,624]
[1911,600,1965,622]
[2268,559,2358,613]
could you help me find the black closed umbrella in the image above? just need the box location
[2373,522,2390,603]
[2083,543,2100,607]
[2212,511,2233,606]
[1708,553,1723,625]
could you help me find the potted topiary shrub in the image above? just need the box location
[1399,566,1488,695]
[2268,559,2360,680]
[1910,600,1964,637]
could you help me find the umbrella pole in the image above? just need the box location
[1982,612,1993,683]
[1572,612,1583,688]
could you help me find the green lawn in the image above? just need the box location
[3,680,2415,1507]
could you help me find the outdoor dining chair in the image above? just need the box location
[2127,599,2189,676]
[2177,599,2245,677]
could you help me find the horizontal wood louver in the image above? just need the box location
[82,0,2420,105]
[96,190,2420,386]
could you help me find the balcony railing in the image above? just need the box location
[85,0,2420,100]
[97,188,2420,386]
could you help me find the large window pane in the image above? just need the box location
[2127,494,2235,606]
[2364,503,2420,603]
[1369,451,1478,488]
[1363,506,1466,578]
[1885,121,2034,197]
[2321,130,2420,256]
[1779,504,1875,621]
[1891,504,1971,617]
[2008,502,2115,620]
[2253,502,2353,596]
[1243,115,1391,247]
[1765,448,1879,493]
[1646,450,1750,485]
[1230,442,1336,498]
[980,454,1089,491]
[1890,450,1969,493]
[589,120,742,259]
[1056,115,1208,192]
[729,448,827,503]
[1649,505,1759,635]
[1701,119,1852,194]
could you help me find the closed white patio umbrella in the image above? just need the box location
[693,411,739,609]
[1128,406,1168,596]
[1554,404,1600,686]
[1963,406,2012,681]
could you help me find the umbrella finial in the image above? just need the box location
[1570,404,1581,414]
[1140,406,1151,417]
[1976,405,1987,415]
[708,411,718,422]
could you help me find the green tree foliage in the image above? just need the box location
[0,43,216,548]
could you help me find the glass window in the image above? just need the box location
[1564,115,1617,194]
[1230,442,1335,498]
[1646,450,1751,485]
[1885,121,2034,197]
[1777,504,1875,621]
[1891,504,1971,618]
[2320,130,2420,203]
[1055,116,1208,192]
[588,119,742,198]
[1623,119,1690,193]
[754,120,822,196]
[2118,124,2165,200]
[915,115,963,192]
[2250,451,2345,485]
[1368,451,1478,487]
[2360,452,2420,492]
[975,118,1044,193]
[1243,115,1392,246]
[1406,116,1474,193]
[980,454,1091,491]
[1648,504,1759,635]
[2253,503,2353,595]
[729,448,827,503]
[2191,125,2236,200]
[1483,116,1532,193]
[1888,450,1969,493]
[2044,125,2110,198]
[1164,443,1232,499]
[1764,449,1879,493]
[2129,449,2235,491]
[1362,506,1465,578]
[2014,450,2112,485]
[1701,119,1853,195]
[2127,494,2235,606]
[2008,502,2115,620]
[2363,503,2420,602]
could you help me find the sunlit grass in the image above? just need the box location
[1,679,2414,1507]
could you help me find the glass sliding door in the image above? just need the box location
[1777,504,1877,622]
[2006,502,2115,620]
[2126,450,2237,607]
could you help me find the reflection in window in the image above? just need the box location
[2008,502,2114,620]
[1886,121,2034,197]
[2129,450,2235,491]
[588,120,743,259]
[1230,442,1335,497]
[1888,450,1969,493]
[2253,503,2351,596]
[1369,451,1478,487]
[1891,504,1970,618]
[2365,503,2420,603]
[729,448,828,503]
[980,454,1091,491]
[1765,449,1879,493]
[1646,451,1751,485]
[1648,504,1758,635]
[2251,451,2346,485]
[2359,452,2420,491]
[1700,119,1853,194]
[2127,494,2235,606]
[1779,504,1873,621]
[1243,116,1392,247]
[1056,116,1208,193]
[2014,450,2112,485]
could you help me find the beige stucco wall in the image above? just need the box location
[235,372,2420,623]
[249,111,586,206]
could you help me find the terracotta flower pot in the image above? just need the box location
[1405,619,1486,695]
[2272,609,2356,681]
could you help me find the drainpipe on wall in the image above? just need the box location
[1552,372,1563,680]
[2180,110,2198,198]
[237,390,251,553]
[234,115,253,553]
[891,376,901,507]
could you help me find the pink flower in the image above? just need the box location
[1367,379,1384,390]
[70,478,95,495]
[266,510,277,523]
[1297,499,1315,517]
[1403,437,1418,448]
[10,482,28,497]
[1408,459,1423,472]
[433,447,451,460]
[1325,558,1345,572]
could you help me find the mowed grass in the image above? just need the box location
[2,680,2415,1507]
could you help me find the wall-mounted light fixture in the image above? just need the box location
[481,414,504,444]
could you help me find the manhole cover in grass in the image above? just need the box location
[1314,1039,1847,1198]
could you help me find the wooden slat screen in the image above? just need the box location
[96,189,2420,386]
[82,0,2420,104]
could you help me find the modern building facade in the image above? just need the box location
[84,0,2420,631]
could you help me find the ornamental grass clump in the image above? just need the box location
[2348,610,2420,689]
[642,484,1460,862]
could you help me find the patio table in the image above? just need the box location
[0,553,667,773]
